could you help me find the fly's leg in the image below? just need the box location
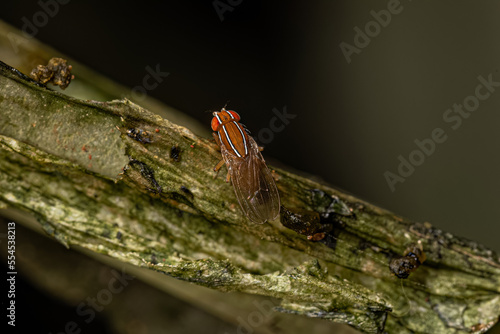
[213,158,231,183]
[213,161,230,183]
[213,159,225,179]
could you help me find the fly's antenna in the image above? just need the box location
[223,100,230,110]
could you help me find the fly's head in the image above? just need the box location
[211,108,241,132]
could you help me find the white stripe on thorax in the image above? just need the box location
[234,123,248,155]
[227,111,248,156]
[221,124,242,157]
[216,113,242,157]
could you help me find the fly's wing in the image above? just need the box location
[222,136,280,224]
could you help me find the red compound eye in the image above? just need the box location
[227,110,241,121]
[211,115,221,131]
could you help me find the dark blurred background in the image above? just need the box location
[1,0,500,333]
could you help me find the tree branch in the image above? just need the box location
[1,60,499,334]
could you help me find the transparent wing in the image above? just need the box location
[221,136,280,224]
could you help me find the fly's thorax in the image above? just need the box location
[212,109,249,158]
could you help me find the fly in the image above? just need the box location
[211,107,280,224]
